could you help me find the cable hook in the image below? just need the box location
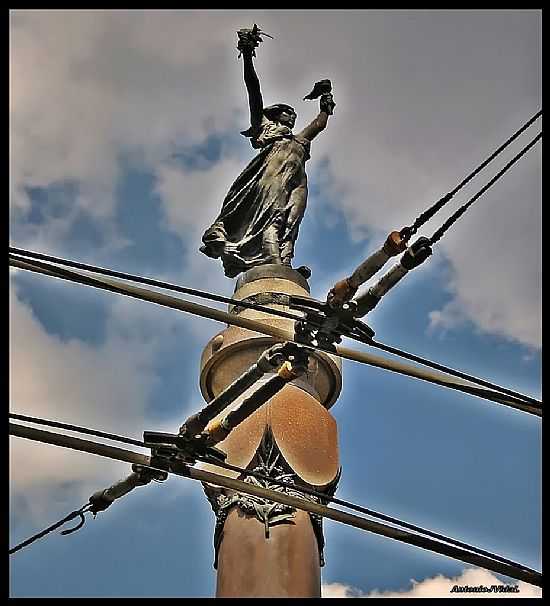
[59,505,90,536]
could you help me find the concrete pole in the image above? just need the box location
[197,265,342,598]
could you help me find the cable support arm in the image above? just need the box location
[352,236,433,317]
[352,132,541,319]
[9,423,542,587]
[148,343,309,462]
[327,231,408,307]
[326,110,542,308]
[179,342,304,438]
[88,464,168,514]
[204,344,309,444]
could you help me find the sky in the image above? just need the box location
[9,9,541,598]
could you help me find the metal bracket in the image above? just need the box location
[143,430,227,471]
[290,295,375,350]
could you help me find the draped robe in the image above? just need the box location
[200,118,311,278]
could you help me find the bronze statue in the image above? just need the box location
[200,25,335,279]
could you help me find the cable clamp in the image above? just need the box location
[291,295,375,350]
[400,237,433,270]
[143,429,227,472]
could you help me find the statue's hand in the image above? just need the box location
[237,24,273,57]
[320,92,336,115]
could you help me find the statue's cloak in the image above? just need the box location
[200,120,310,278]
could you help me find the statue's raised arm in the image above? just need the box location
[201,26,334,279]
[298,79,336,142]
[237,25,272,134]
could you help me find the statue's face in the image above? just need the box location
[278,111,296,129]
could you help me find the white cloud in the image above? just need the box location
[322,568,542,598]
[10,11,541,353]
[8,278,192,523]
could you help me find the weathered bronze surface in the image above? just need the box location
[215,508,321,597]
[198,263,342,597]
[200,26,335,278]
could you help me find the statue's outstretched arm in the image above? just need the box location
[298,93,336,142]
[237,26,268,130]
[242,52,263,129]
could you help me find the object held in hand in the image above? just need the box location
[303,79,333,100]
[237,24,273,57]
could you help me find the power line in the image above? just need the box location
[195,455,535,573]
[9,253,541,415]
[10,249,540,407]
[430,132,542,245]
[10,503,92,555]
[9,422,542,587]
[366,339,541,407]
[9,413,146,449]
[11,410,529,570]
[8,246,303,322]
[400,110,542,239]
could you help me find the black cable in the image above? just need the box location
[7,411,537,574]
[9,413,146,449]
[430,132,542,245]
[9,413,535,572]
[401,110,542,238]
[10,253,541,413]
[10,421,541,584]
[366,340,541,408]
[8,246,303,323]
[196,455,539,576]
[9,504,91,555]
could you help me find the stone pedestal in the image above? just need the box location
[198,265,342,598]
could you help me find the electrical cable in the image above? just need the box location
[9,422,542,587]
[400,110,541,239]
[8,412,539,574]
[9,503,92,555]
[9,413,146,449]
[195,455,537,573]
[8,249,540,406]
[9,253,541,415]
[9,246,303,322]
[365,340,541,407]
[429,132,542,245]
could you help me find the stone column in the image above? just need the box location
[198,265,342,598]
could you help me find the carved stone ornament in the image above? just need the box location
[203,427,340,569]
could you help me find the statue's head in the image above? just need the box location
[263,104,296,129]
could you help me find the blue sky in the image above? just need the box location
[10,10,541,598]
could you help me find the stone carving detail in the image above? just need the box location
[203,427,340,569]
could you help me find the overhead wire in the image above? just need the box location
[429,132,542,245]
[8,412,541,574]
[8,246,303,322]
[10,503,92,555]
[9,421,542,587]
[364,339,541,407]
[196,455,537,573]
[400,110,541,239]
[9,413,146,449]
[9,253,541,415]
[9,247,540,407]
